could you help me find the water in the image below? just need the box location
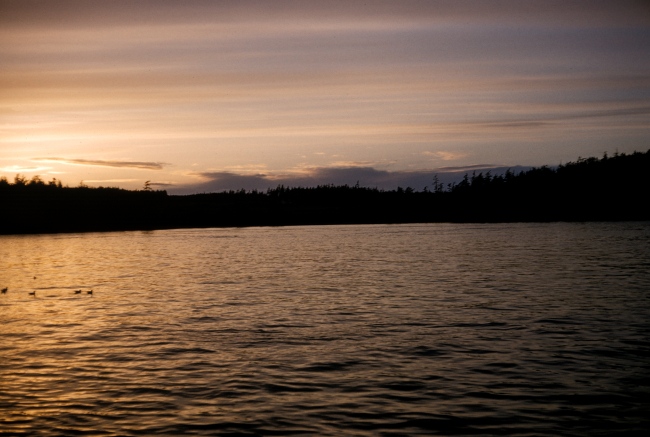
[1,223,649,436]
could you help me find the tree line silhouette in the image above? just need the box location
[1,150,648,234]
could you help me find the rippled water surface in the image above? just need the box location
[1,223,649,436]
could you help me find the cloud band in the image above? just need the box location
[31,157,168,170]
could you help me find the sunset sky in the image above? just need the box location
[1,0,649,193]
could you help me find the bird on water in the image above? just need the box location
[74,290,82,294]
[1,287,7,294]
[87,290,93,295]
[28,291,36,296]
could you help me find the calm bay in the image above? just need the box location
[1,222,649,435]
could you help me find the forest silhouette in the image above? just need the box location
[2,150,648,234]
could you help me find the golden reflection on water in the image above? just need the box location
[1,223,649,435]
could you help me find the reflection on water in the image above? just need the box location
[1,223,649,436]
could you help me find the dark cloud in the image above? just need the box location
[565,106,650,120]
[434,164,513,172]
[2,1,648,29]
[476,106,650,129]
[31,158,168,170]
[482,121,551,129]
[170,165,532,195]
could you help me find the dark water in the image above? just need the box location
[1,223,649,436]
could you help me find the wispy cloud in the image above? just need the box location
[220,164,268,173]
[85,179,140,183]
[329,159,396,167]
[0,165,52,172]
[84,179,173,186]
[471,106,650,130]
[423,151,470,161]
[31,157,169,170]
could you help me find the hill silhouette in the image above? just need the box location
[1,150,648,235]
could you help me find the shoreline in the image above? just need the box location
[3,216,649,237]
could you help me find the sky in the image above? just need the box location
[1,0,649,193]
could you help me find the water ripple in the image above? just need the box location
[1,223,649,435]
